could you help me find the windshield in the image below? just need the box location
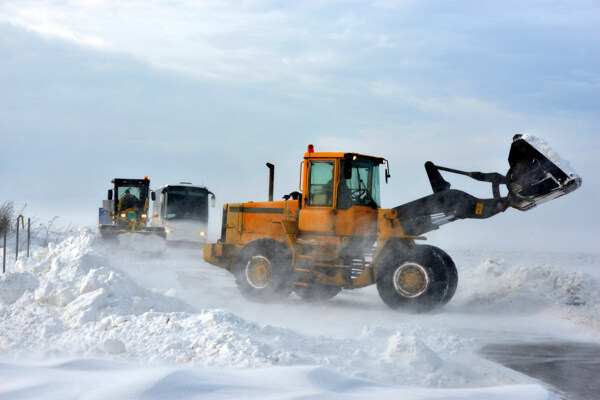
[117,186,144,200]
[163,187,209,222]
[116,183,148,211]
[338,158,381,209]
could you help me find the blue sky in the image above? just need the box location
[1,1,598,251]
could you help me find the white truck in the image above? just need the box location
[152,183,215,243]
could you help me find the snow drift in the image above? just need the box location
[1,229,598,398]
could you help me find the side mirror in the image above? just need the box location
[210,194,216,208]
[343,162,353,180]
[151,191,156,201]
[108,190,113,200]
[384,160,391,184]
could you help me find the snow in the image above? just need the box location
[2,229,599,399]
[520,133,581,181]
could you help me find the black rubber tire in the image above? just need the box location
[234,239,294,302]
[294,284,342,302]
[375,243,452,313]
[423,245,458,306]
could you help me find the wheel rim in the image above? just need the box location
[392,262,429,298]
[246,255,272,289]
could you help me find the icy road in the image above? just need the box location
[1,229,599,399]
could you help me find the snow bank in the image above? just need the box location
[0,272,38,304]
[0,228,189,358]
[1,229,534,391]
[454,256,600,331]
[0,360,554,400]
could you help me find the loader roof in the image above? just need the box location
[304,151,386,164]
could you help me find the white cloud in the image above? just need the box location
[1,1,334,83]
[2,4,107,48]
[1,0,598,251]
[2,0,598,104]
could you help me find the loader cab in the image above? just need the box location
[337,156,382,209]
[299,147,386,237]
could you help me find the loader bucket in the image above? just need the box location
[506,134,581,211]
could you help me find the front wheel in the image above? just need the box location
[234,239,294,302]
[375,244,455,313]
[423,245,457,306]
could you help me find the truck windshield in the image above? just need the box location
[338,158,381,209]
[163,187,208,222]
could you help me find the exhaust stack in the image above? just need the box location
[266,163,274,202]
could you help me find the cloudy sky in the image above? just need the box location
[1,0,598,251]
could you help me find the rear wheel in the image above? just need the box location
[294,284,342,302]
[375,243,454,312]
[234,239,294,302]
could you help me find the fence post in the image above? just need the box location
[27,218,31,258]
[15,219,19,260]
[16,215,24,261]
[2,221,6,273]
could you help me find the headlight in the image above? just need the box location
[200,231,206,236]
[120,213,126,218]
[141,214,147,218]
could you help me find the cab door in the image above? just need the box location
[298,160,337,235]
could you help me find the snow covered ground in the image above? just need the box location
[1,229,599,399]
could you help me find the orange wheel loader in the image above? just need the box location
[204,135,581,312]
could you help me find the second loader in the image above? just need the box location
[204,135,581,312]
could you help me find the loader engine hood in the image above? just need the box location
[507,134,582,211]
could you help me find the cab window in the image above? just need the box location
[117,186,141,200]
[307,161,334,207]
[337,158,381,209]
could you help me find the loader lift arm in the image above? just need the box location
[395,134,582,236]
[394,171,510,236]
